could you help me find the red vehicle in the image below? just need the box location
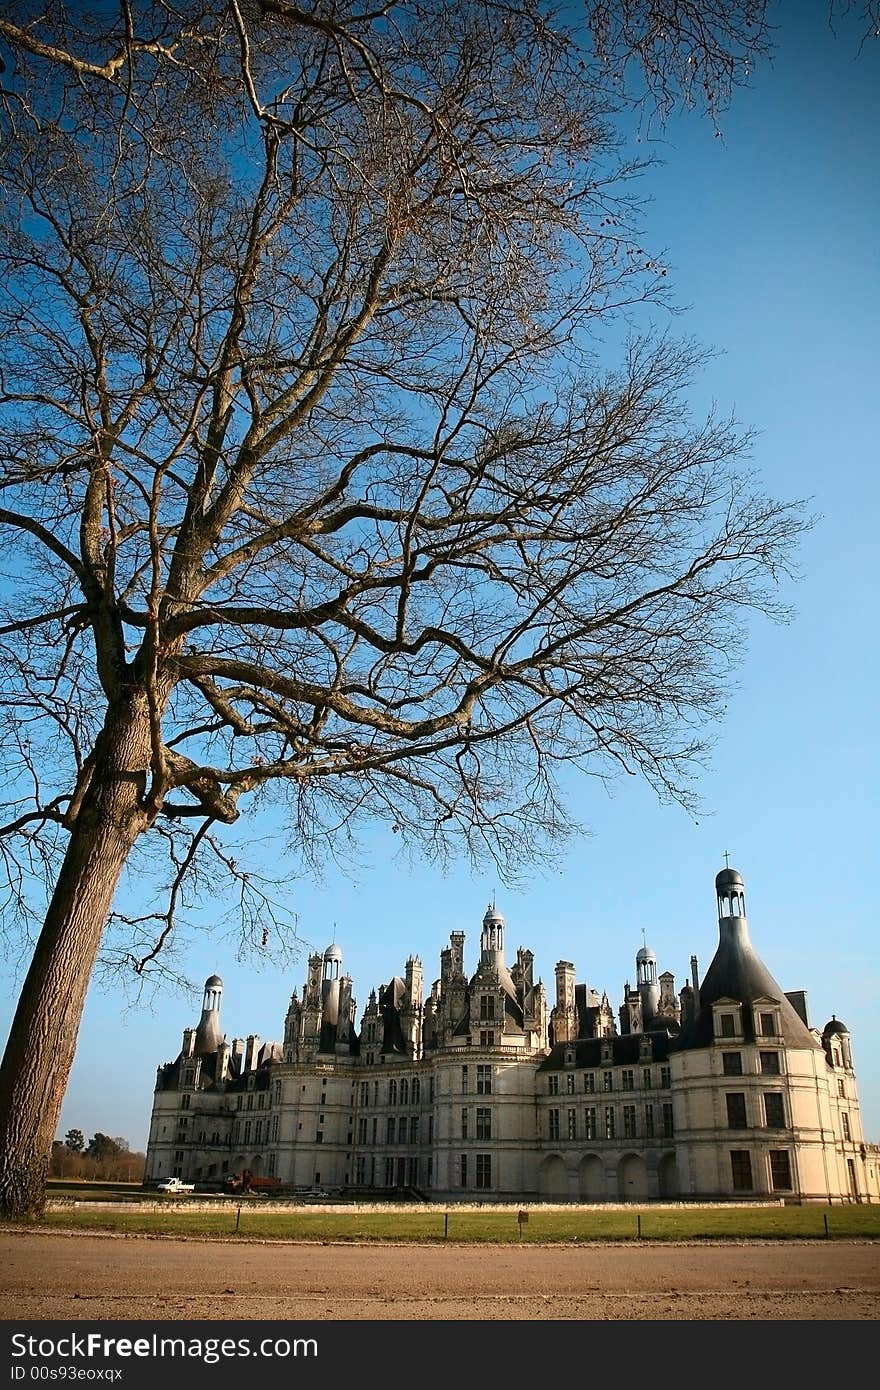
[223,1169,282,1195]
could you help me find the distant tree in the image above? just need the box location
[86,1134,123,1162]
[64,1128,84,1153]
[0,2,817,1220]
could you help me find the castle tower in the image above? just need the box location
[193,973,223,1055]
[319,942,343,1052]
[636,944,660,1027]
[677,863,819,1051]
[552,960,577,1044]
[480,905,505,971]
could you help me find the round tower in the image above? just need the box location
[716,865,746,921]
[480,903,505,970]
[636,944,660,1026]
[193,973,223,1054]
[321,941,342,1024]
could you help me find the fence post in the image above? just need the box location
[637,1213,642,1239]
[235,1202,242,1234]
[444,1210,449,1239]
[824,1213,829,1238]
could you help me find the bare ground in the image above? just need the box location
[2,1229,879,1319]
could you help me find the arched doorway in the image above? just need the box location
[538,1154,568,1198]
[617,1152,648,1200]
[578,1153,605,1200]
[658,1151,679,1198]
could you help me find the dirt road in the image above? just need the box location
[3,1229,879,1319]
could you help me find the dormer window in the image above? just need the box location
[712,1001,743,1040]
[758,1010,776,1038]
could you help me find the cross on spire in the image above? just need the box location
[723,849,730,869]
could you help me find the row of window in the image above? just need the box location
[717,1009,777,1039]
[731,1149,792,1192]
[547,1066,671,1096]
[231,1116,279,1145]
[722,1051,780,1076]
[548,1103,674,1141]
[354,1155,423,1187]
[726,1092,786,1130]
[357,1077,436,1106]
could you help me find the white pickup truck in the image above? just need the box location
[156,1176,195,1193]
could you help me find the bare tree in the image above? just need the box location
[0,1,808,1219]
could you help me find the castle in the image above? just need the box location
[145,864,879,1203]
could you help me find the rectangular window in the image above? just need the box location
[315,1131,323,1144]
[461,1066,468,1093]
[356,1156,366,1185]
[359,1082,368,1105]
[567,1108,577,1140]
[719,1013,736,1038]
[662,1102,674,1138]
[726,1093,748,1129]
[476,1107,491,1140]
[357,1117,367,1143]
[763,1092,785,1129]
[548,1075,559,1095]
[642,1068,652,1090]
[388,1080,397,1105]
[479,1030,495,1047]
[254,1120,263,1144]
[243,1120,251,1143]
[660,1066,671,1088]
[428,1116,434,1144]
[621,1069,634,1091]
[769,1151,792,1191]
[759,1011,776,1037]
[603,1071,613,1092]
[548,1108,560,1141]
[838,1077,845,1097]
[180,1094,190,1110]
[584,1107,597,1140]
[623,1105,637,1138]
[459,1153,468,1187]
[583,1072,595,1093]
[409,1116,419,1144]
[730,1150,753,1191]
[566,1073,575,1094]
[479,995,495,1021]
[371,1118,377,1145]
[460,1108,468,1140]
[400,1078,408,1104]
[476,1065,492,1095]
[604,1107,615,1140]
[644,1104,654,1138]
[842,1112,851,1141]
[476,1154,491,1189]
[271,1115,278,1141]
[412,1078,420,1103]
[384,1157,394,1186]
[386,1117,395,1143]
[723,1052,743,1076]
[760,1051,780,1075]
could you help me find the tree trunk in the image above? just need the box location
[0,699,153,1220]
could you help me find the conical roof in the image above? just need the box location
[676,875,819,1052]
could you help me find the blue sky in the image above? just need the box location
[2,3,878,1152]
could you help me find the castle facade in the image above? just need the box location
[145,865,879,1203]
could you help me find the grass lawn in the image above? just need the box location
[30,1200,880,1243]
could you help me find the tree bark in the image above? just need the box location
[0,698,152,1219]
